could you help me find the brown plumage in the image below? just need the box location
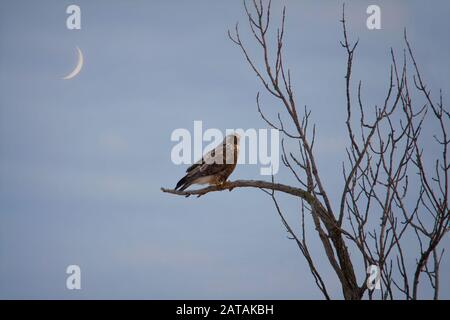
[175,134,240,191]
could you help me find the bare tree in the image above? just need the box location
[162,1,449,300]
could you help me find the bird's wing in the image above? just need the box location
[186,140,233,173]
[185,140,237,177]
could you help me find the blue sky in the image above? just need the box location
[0,0,449,299]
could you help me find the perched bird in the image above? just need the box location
[175,133,240,191]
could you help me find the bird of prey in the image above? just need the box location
[175,133,240,191]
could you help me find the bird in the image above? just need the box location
[175,133,240,191]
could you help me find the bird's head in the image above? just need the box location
[225,133,240,146]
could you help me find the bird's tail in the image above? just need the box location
[175,176,190,191]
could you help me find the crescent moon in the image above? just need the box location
[62,46,83,80]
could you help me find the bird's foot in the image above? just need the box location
[216,181,225,188]
[224,181,234,191]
